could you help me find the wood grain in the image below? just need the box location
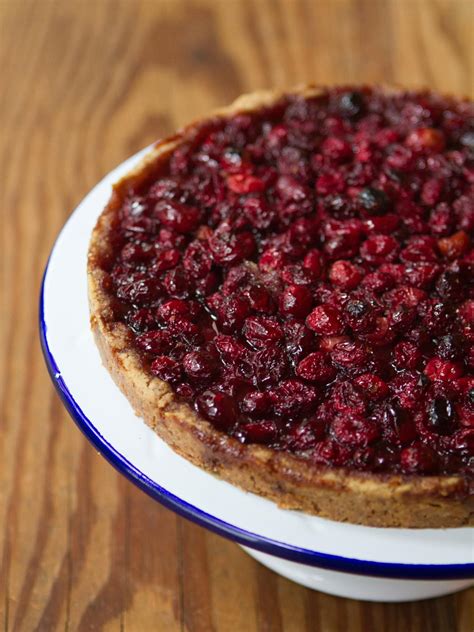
[0,0,473,630]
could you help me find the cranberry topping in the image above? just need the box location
[100,87,474,476]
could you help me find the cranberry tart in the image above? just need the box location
[88,86,474,527]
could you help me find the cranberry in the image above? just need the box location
[306,305,344,335]
[196,390,237,430]
[135,330,171,355]
[117,278,161,306]
[400,443,437,473]
[209,227,256,265]
[279,285,313,318]
[252,346,289,386]
[227,172,265,194]
[331,380,366,414]
[321,137,352,161]
[183,351,216,380]
[451,429,474,454]
[164,267,191,298]
[243,316,284,349]
[242,196,274,229]
[354,374,388,400]
[127,308,156,333]
[271,379,318,417]
[240,390,271,417]
[296,352,336,383]
[343,299,377,334]
[154,200,200,233]
[121,241,154,263]
[259,248,288,272]
[393,341,422,370]
[329,260,362,291]
[437,334,463,361]
[157,299,190,322]
[240,420,278,444]
[150,356,182,382]
[303,250,323,278]
[360,235,398,264]
[425,357,463,381]
[216,295,251,333]
[331,414,380,447]
[183,240,212,278]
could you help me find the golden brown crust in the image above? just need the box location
[88,86,473,528]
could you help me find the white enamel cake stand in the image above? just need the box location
[40,148,474,602]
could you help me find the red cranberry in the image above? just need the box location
[451,429,474,454]
[329,260,362,290]
[242,196,274,229]
[279,285,313,319]
[183,240,212,278]
[183,351,216,380]
[360,235,398,264]
[227,172,265,194]
[150,356,182,382]
[239,390,271,417]
[259,248,288,272]
[343,299,377,334]
[296,352,337,383]
[306,305,345,335]
[331,341,368,371]
[209,227,256,266]
[164,267,191,298]
[400,443,437,473]
[425,357,463,381]
[354,374,388,400]
[240,420,278,444]
[127,308,156,333]
[390,372,423,410]
[393,341,422,370]
[121,241,154,263]
[331,380,366,415]
[331,414,380,447]
[152,248,181,273]
[154,200,201,233]
[216,295,251,333]
[243,316,284,349]
[321,136,352,162]
[117,278,161,306]
[135,330,171,354]
[303,250,323,278]
[196,390,237,430]
[271,379,318,417]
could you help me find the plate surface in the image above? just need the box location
[40,148,474,580]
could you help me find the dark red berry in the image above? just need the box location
[196,390,237,430]
[151,356,182,382]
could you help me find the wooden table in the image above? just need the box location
[1,0,473,630]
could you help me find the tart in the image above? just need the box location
[88,86,474,528]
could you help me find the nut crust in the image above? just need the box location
[88,86,473,528]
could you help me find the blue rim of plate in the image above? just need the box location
[39,234,474,582]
